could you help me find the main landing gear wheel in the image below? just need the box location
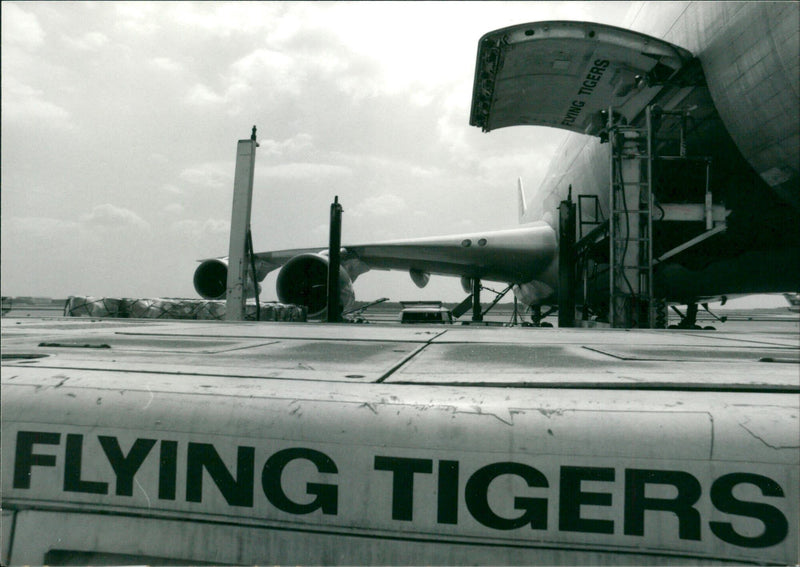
[668,303,722,330]
[528,305,556,327]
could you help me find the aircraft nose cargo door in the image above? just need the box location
[470,21,693,134]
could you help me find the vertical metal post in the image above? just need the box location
[327,196,343,323]
[645,106,655,328]
[704,160,713,230]
[608,107,616,327]
[558,188,576,328]
[225,132,258,321]
[471,278,483,322]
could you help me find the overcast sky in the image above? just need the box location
[1,1,787,309]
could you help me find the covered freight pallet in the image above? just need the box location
[64,296,306,321]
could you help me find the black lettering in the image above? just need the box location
[624,469,701,540]
[64,434,108,494]
[594,59,610,68]
[709,473,788,548]
[262,448,338,515]
[98,436,156,497]
[562,100,586,126]
[465,462,548,530]
[559,466,615,534]
[13,431,60,489]
[590,66,605,75]
[438,460,459,525]
[374,456,433,521]
[582,80,598,89]
[578,87,593,95]
[158,440,178,500]
[186,442,254,507]
[586,73,601,82]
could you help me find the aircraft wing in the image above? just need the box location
[334,224,556,284]
[195,224,557,315]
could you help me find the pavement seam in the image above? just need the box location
[374,329,449,383]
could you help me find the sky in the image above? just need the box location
[0,1,789,309]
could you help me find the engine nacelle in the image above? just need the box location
[409,268,430,289]
[193,258,229,300]
[193,258,262,300]
[512,280,555,306]
[276,253,355,318]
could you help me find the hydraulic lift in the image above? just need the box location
[564,105,729,328]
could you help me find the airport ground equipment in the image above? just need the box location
[558,190,577,328]
[567,105,726,328]
[225,128,259,321]
[607,106,655,328]
[2,315,798,565]
[327,196,344,323]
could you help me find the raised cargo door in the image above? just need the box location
[470,21,694,135]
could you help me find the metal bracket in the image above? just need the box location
[655,223,727,264]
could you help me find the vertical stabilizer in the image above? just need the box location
[517,177,527,223]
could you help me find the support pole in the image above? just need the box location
[558,187,576,328]
[327,196,344,323]
[471,278,483,322]
[225,130,258,321]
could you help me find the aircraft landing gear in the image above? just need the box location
[668,302,724,330]
[669,303,700,329]
[527,305,556,327]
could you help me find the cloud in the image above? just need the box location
[150,56,182,73]
[163,203,185,216]
[231,49,296,84]
[179,163,230,189]
[349,194,407,218]
[114,3,159,35]
[2,216,79,238]
[184,48,304,108]
[161,184,184,195]
[169,3,280,38]
[64,31,109,51]
[258,134,314,157]
[184,83,226,106]
[409,166,442,179]
[172,218,230,238]
[1,3,44,49]
[2,76,71,124]
[81,204,150,231]
[258,162,352,181]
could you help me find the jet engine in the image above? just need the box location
[193,258,230,300]
[194,254,355,318]
[193,257,262,300]
[276,253,355,318]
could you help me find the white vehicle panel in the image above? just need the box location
[2,318,798,565]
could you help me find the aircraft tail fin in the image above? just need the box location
[517,177,527,223]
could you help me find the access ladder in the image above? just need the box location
[608,107,656,328]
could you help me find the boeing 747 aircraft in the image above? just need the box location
[193,2,799,327]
